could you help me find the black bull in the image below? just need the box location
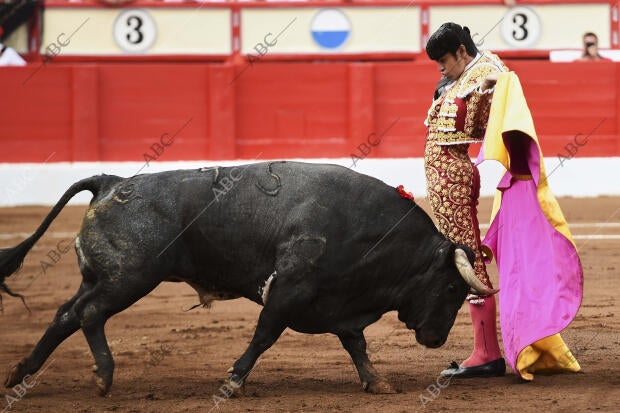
[0,161,494,395]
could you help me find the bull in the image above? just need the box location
[0,161,495,395]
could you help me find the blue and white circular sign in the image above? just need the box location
[311,9,351,50]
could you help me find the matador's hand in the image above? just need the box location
[481,73,499,92]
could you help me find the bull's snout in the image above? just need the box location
[415,330,446,349]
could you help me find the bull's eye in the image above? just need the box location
[447,284,456,294]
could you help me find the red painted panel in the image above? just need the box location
[0,60,619,163]
[207,65,237,159]
[97,64,210,161]
[1,66,73,162]
[233,63,350,159]
[374,61,437,157]
[72,65,100,161]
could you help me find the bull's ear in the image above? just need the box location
[454,244,475,265]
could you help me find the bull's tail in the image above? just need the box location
[0,174,121,312]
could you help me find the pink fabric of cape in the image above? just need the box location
[479,133,583,374]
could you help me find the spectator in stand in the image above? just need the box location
[0,0,39,66]
[0,42,25,65]
[575,32,611,62]
[0,0,39,41]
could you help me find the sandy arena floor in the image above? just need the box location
[0,197,618,412]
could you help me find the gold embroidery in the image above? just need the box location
[436,130,468,143]
[425,51,508,145]
[440,101,459,117]
[436,117,456,131]
[456,62,502,98]
[464,91,492,140]
[424,138,492,288]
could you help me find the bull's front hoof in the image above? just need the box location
[5,358,29,388]
[94,375,112,396]
[223,375,245,398]
[92,365,112,396]
[362,379,397,394]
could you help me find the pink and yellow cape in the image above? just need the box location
[476,72,583,380]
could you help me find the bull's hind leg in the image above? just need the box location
[5,283,88,388]
[338,331,397,394]
[73,276,162,396]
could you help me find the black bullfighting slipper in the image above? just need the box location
[440,358,506,378]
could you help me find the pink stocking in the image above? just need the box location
[461,294,502,367]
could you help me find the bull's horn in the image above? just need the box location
[454,248,499,296]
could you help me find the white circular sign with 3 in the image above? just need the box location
[500,6,541,48]
[113,9,157,53]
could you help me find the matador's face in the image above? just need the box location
[434,44,471,81]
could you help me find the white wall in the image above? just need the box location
[1,157,618,206]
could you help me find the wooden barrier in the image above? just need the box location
[1,60,618,162]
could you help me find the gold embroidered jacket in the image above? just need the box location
[425,51,509,145]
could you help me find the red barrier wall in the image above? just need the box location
[1,60,619,162]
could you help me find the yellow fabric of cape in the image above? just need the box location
[479,72,581,380]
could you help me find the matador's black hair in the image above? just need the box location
[426,22,479,61]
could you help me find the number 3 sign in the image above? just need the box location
[500,6,541,48]
[113,9,157,53]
